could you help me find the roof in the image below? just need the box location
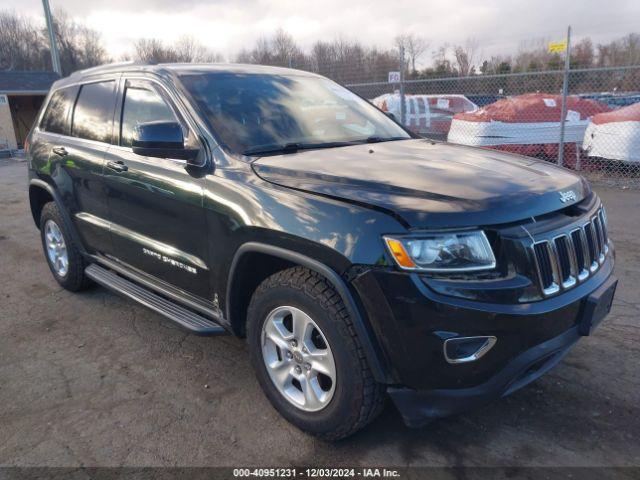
[0,70,60,94]
[453,93,611,123]
[55,62,320,88]
[591,101,640,125]
[159,63,318,76]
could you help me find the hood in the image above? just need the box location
[251,139,589,229]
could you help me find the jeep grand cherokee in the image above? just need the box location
[26,63,617,440]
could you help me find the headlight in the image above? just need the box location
[383,231,496,272]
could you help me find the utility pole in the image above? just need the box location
[42,0,62,75]
[557,25,572,167]
[399,45,406,126]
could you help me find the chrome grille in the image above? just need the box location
[532,206,608,297]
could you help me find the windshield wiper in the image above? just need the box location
[243,143,303,156]
[243,136,409,156]
[243,141,354,156]
[362,135,408,144]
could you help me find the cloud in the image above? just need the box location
[7,0,640,63]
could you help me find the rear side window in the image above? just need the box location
[120,87,177,147]
[40,87,77,135]
[72,81,116,143]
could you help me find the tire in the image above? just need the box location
[247,266,385,440]
[39,202,92,292]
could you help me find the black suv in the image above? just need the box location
[26,63,617,440]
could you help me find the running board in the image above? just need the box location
[85,264,227,336]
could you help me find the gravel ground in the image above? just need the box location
[1,158,639,469]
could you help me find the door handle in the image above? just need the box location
[106,160,128,173]
[52,146,68,157]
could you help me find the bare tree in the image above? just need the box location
[52,11,109,75]
[174,36,201,62]
[234,28,305,67]
[571,37,595,69]
[80,28,108,67]
[174,35,224,63]
[132,36,223,64]
[432,44,454,74]
[310,40,332,71]
[0,10,108,75]
[249,36,274,64]
[453,37,479,76]
[236,31,400,84]
[512,37,553,71]
[479,55,512,74]
[132,38,178,63]
[597,33,640,67]
[0,11,46,71]
[395,33,428,72]
[271,28,303,66]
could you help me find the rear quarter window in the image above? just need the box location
[40,86,78,135]
[71,81,116,143]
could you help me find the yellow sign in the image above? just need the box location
[548,40,567,53]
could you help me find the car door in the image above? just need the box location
[102,77,210,299]
[34,80,116,256]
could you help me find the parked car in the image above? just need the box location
[448,92,611,167]
[579,92,640,109]
[26,63,617,440]
[465,94,505,108]
[372,93,478,140]
[583,102,640,163]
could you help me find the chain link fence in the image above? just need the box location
[345,66,640,188]
[286,55,640,189]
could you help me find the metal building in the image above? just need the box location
[0,71,59,154]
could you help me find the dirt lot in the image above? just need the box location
[1,158,639,468]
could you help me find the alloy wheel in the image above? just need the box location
[261,306,336,412]
[44,219,69,277]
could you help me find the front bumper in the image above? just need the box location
[350,251,616,426]
[388,324,580,427]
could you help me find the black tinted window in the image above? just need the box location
[72,81,116,143]
[40,87,77,134]
[120,86,177,147]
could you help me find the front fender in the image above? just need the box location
[227,242,394,384]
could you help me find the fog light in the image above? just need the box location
[443,336,497,364]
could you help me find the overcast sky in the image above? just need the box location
[3,0,640,65]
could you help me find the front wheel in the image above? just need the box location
[247,267,385,440]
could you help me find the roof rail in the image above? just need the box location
[69,61,148,77]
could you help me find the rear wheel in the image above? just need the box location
[39,202,92,291]
[247,267,385,440]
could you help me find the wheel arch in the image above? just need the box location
[28,181,54,228]
[226,242,391,383]
[28,179,86,255]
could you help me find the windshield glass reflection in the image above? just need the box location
[180,72,410,155]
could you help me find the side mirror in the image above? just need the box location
[132,121,199,163]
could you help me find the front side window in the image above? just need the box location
[120,86,177,147]
[40,86,77,135]
[179,72,410,156]
[72,81,116,143]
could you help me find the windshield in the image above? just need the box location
[179,72,410,156]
